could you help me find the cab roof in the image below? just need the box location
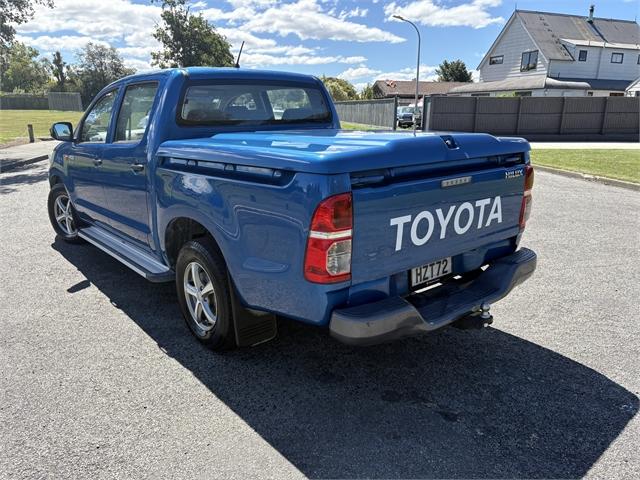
[111,67,320,88]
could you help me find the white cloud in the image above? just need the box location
[123,58,155,72]
[337,63,440,88]
[16,0,161,44]
[385,0,504,29]
[374,64,439,82]
[15,0,399,71]
[117,46,158,60]
[338,7,368,20]
[242,0,405,43]
[15,34,109,55]
[215,28,278,50]
[242,53,366,66]
[338,66,382,81]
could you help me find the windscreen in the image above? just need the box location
[179,82,332,126]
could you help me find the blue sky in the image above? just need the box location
[16,0,639,89]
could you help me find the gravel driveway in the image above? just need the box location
[1,160,638,479]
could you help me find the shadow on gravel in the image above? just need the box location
[0,163,49,195]
[53,239,638,479]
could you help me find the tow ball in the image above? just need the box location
[452,303,494,330]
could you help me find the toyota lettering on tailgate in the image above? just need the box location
[390,196,503,251]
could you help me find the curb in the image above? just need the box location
[534,164,640,192]
[0,154,48,173]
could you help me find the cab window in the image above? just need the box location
[79,90,118,143]
[115,83,158,143]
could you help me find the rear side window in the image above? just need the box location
[179,82,331,126]
[115,82,158,143]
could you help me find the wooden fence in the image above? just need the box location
[0,92,83,111]
[427,96,639,141]
[0,95,48,110]
[334,98,397,129]
[48,92,83,111]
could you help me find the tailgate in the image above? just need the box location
[351,165,525,283]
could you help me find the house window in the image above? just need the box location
[489,55,503,65]
[520,50,538,71]
[609,92,624,97]
[611,53,624,64]
[515,91,532,97]
[587,91,594,97]
[578,50,587,61]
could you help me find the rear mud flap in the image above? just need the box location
[229,279,277,347]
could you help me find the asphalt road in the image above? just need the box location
[1,160,639,479]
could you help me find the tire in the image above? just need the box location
[47,183,84,244]
[175,236,237,351]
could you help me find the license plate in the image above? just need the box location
[411,257,452,287]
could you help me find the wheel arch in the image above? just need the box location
[49,172,63,187]
[163,216,226,269]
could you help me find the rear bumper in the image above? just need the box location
[329,248,536,346]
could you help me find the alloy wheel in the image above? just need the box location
[183,261,218,332]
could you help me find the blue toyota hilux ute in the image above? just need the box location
[48,67,536,350]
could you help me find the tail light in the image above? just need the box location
[519,164,534,229]
[304,193,352,283]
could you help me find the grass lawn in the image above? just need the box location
[0,110,83,145]
[341,121,392,131]
[531,149,640,184]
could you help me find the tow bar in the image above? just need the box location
[452,303,494,330]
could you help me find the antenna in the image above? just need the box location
[235,41,245,68]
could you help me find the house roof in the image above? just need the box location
[516,9,640,61]
[449,75,548,93]
[626,76,640,91]
[449,75,633,94]
[373,80,467,97]
[562,38,640,50]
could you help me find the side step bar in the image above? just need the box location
[78,226,174,283]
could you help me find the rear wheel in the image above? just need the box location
[176,237,236,351]
[47,184,83,244]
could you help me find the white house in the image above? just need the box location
[450,6,640,97]
[626,77,640,96]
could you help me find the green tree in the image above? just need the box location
[0,41,49,93]
[50,50,66,90]
[359,83,374,100]
[435,59,473,82]
[151,0,234,68]
[72,42,134,104]
[0,0,54,49]
[321,76,358,101]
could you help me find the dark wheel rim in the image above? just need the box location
[183,261,218,332]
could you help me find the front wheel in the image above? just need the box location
[176,237,237,351]
[47,184,83,244]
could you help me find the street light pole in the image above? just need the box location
[393,14,421,135]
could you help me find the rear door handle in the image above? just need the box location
[93,158,102,166]
[130,163,145,172]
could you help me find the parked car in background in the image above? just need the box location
[48,67,536,351]
[396,105,422,128]
[397,106,414,128]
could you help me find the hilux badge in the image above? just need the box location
[505,169,524,180]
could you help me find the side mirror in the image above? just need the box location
[50,122,74,142]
